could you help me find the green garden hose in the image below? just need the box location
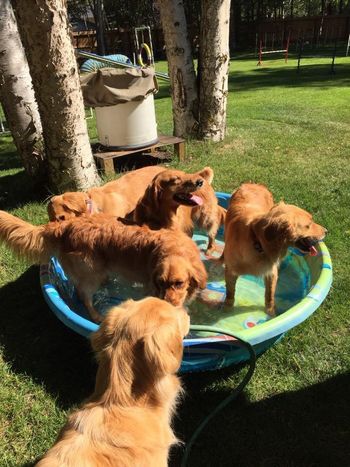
[181,325,257,467]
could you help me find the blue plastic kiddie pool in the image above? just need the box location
[40,192,332,373]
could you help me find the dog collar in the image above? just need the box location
[85,199,93,214]
[254,240,264,254]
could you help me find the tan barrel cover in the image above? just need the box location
[81,67,158,107]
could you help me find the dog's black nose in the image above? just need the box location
[196,179,203,188]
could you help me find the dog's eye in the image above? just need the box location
[58,215,66,221]
[173,281,184,289]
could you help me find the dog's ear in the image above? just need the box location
[145,181,161,211]
[62,192,89,216]
[197,167,214,185]
[47,196,60,221]
[90,315,117,355]
[134,180,161,224]
[150,264,163,296]
[90,301,134,354]
[63,191,89,215]
[254,211,293,243]
[189,261,208,290]
[143,320,184,376]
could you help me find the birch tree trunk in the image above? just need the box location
[0,0,45,180]
[198,0,231,141]
[13,0,100,192]
[95,0,106,55]
[156,0,199,138]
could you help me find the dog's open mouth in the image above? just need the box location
[295,238,318,256]
[173,192,203,206]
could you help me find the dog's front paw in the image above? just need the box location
[266,306,276,317]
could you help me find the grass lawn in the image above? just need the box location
[0,54,350,466]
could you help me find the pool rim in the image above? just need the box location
[39,192,332,348]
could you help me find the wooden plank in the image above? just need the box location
[174,141,186,162]
[101,158,114,176]
[93,135,185,161]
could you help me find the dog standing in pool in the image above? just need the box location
[221,183,327,316]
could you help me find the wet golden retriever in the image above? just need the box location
[0,211,207,322]
[133,167,226,254]
[36,297,190,467]
[222,183,327,315]
[47,165,165,222]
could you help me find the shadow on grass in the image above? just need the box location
[154,62,350,100]
[229,63,350,92]
[154,83,171,100]
[231,43,349,61]
[0,144,22,171]
[0,169,48,211]
[0,266,96,409]
[93,146,172,175]
[0,135,48,209]
[171,371,350,467]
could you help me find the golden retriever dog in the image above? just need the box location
[36,297,190,467]
[0,211,207,322]
[222,183,327,316]
[47,165,165,222]
[133,167,226,254]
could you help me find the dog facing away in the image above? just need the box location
[222,183,327,315]
[0,210,207,322]
[133,167,226,254]
[36,297,190,467]
[47,165,165,222]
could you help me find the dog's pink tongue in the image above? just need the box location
[190,194,203,206]
[309,245,318,256]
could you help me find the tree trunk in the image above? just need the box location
[198,0,231,141]
[13,0,100,193]
[156,0,199,138]
[274,0,278,19]
[0,0,45,181]
[230,0,236,50]
[89,0,106,55]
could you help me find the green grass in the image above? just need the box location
[0,55,350,466]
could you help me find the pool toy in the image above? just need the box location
[40,193,332,373]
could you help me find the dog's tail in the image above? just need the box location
[0,210,52,264]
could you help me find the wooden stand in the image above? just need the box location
[93,135,185,175]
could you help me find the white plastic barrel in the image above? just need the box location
[95,94,158,149]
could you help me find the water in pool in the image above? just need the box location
[49,233,312,331]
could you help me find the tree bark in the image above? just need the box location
[156,0,199,138]
[0,0,45,180]
[198,0,231,141]
[89,0,106,55]
[13,0,100,192]
[95,0,106,55]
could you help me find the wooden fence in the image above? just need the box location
[235,15,350,50]
[73,28,165,61]
[72,15,350,59]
